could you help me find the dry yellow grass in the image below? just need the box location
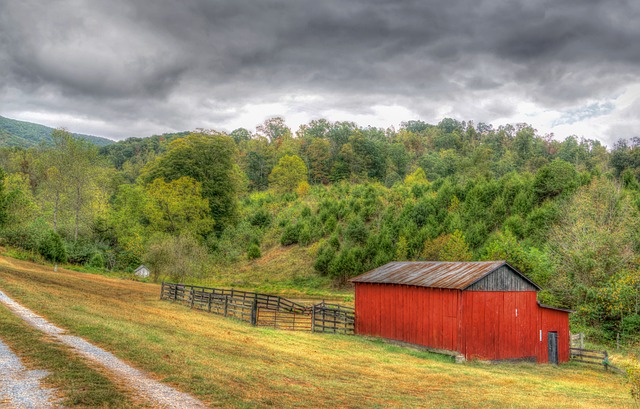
[0,255,634,408]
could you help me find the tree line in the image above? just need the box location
[1,117,640,344]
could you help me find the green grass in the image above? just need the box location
[0,303,133,408]
[0,254,634,408]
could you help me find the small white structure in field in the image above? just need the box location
[134,264,150,278]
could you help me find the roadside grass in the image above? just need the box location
[0,255,634,408]
[0,303,134,408]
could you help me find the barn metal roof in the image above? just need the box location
[350,261,539,290]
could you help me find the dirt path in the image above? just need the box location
[0,289,207,409]
[0,337,59,408]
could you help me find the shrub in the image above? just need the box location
[249,209,271,228]
[344,217,368,245]
[314,244,335,275]
[143,234,209,282]
[247,243,261,260]
[298,222,312,246]
[39,231,67,264]
[280,223,301,246]
[88,252,106,269]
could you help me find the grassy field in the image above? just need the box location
[0,254,634,408]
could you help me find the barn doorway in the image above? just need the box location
[548,332,558,364]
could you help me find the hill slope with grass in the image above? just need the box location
[0,115,113,147]
[0,254,635,408]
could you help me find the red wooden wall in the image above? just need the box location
[355,283,460,352]
[537,306,570,363]
[460,291,538,361]
[354,283,570,363]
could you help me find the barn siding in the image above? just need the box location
[355,283,460,352]
[460,291,538,361]
[466,266,538,291]
[355,282,570,363]
[537,307,570,363]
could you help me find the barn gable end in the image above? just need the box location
[465,265,538,291]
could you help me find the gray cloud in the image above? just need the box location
[0,0,639,140]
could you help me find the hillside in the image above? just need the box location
[0,115,113,147]
[0,254,633,408]
[3,117,640,348]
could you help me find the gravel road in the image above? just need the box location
[0,337,59,408]
[0,290,207,409]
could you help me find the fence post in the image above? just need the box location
[224,296,229,317]
[190,288,195,309]
[603,350,609,371]
[160,282,165,300]
[251,299,258,326]
[207,293,212,312]
[173,284,178,301]
[311,305,316,333]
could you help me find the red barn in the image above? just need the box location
[350,261,570,363]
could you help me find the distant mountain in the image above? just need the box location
[0,115,114,148]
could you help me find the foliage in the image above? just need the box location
[247,243,261,260]
[0,167,7,227]
[628,354,640,408]
[548,178,639,303]
[0,115,112,148]
[143,234,209,282]
[144,177,214,237]
[268,154,308,193]
[4,116,640,345]
[38,230,67,263]
[141,132,239,229]
[421,230,472,261]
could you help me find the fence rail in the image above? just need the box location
[160,282,354,334]
[570,347,624,373]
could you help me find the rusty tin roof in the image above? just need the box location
[350,261,532,290]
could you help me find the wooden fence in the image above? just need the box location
[570,347,624,373]
[160,282,354,335]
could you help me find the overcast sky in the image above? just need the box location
[1,1,639,144]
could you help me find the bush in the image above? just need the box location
[249,209,271,228]
[314,244,335,275]
[143,234,209,282]
[1,219,49,252]
[247,243,261,260]
[298,222,312,246]
[344,217,368,245]
[280,223,301,246]
[88,252,106,269]
[39,231,67,264]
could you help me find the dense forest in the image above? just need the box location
[1,117,640,344]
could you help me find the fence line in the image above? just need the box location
[160,282,354,335]
[569,347,624,373]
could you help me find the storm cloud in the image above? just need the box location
[1,0,639,143]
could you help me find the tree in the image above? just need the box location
[547,177,640,305]
[0,167,8,227]
[144,177,214,237]
[141,132,239,229]
[533,159,579,202]
[143,234,209,282]
[404,167,429,186]
[268,155,308,193]
[38,129,104,240]
[421,230,472,261]
[39,230,67,269]
[305,138,332,184]
[256,117,291,143]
